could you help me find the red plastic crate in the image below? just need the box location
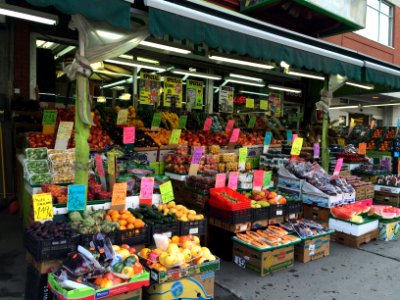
[209,187,251,211]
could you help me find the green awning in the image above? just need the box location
[26,0,131,29]
[365,67,400,90]
[148,7,362,81]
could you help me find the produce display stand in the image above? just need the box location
[335,229,379,248]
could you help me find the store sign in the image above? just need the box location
[234,95,246,105]
[219,86,234,113]
[163,77,183,108]
[186,80,204,110]
[67,184,87,211]
[160,181,174,203]
[123,126,135,144]
[139,72,161,106]
[33,193,53,222]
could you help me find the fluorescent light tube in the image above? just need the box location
[209,54,274,69]
[240,90,269,97]
[268,84,301,93]
[172,69,221,80]
[229,73,263,82]
[140,40,191,54]
[105,59,167,72]
[102,78,133,89]
[0,3,58,25]
[96,96,107,103]
[119,54,134,60]
[119,93,131,100]
[225,78,265,87]
[54,46,76,59]
[345,81,374,90]
[96,30,124,40]
[137,57,160,64]
[363,103,400,108]
[329,106,358,110]
[287,70,325,80]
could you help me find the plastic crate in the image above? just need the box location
[119,226,150,246]
[207,206,251,224]
[269,204,287,218]
[179,219,207,236]
[286,201,303,214]
[80,231,119,247]
[24,231,79,262]
[251,207,270,222]
[209,187,251,210]
[151,222,180,239]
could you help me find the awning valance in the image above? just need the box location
[26,0,131,29]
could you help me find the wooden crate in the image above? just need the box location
[335,229,379,248]
[374,191,400,207]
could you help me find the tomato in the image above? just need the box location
[133,262,143,274]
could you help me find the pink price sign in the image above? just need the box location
[313,143,320,158]
[140,177,154,200]
[203,117,213,131]
[333,158,344,176]
[292,133,298,141]
[229,128,241,143]
[95,154,105,177]
[191,147,204,165]
[253,170,265,188]
[228,172,238,190]
[225,120,235,132]
[123,126,135,144]
[215,173,227,188]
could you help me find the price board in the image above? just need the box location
[33,193,53,222]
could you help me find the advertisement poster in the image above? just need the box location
[219,85,234,113]
[163,77,183,108]
[269,93,282,117]
[186,79,203,110]
[139,72,162,106]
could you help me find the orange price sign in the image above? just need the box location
[358,143,367,155]
[111,182,127,209]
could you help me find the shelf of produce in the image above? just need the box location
[374,185,400,194]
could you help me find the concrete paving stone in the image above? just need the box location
[360,239,400,261]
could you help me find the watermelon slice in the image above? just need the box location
[368,205,400,219]
[346,203,370,214]
[331,207,357,221]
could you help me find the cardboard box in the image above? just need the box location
[134,147,158,162]
[208,217,251,233]
[26,252,63,274]
[145,272,215,300]
[379,220,400,241]
[294,233,331,263]
[232,240,294,276]
[108,288,141,300]
[303,204,330,223]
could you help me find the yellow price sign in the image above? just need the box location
[245,98,254,109]
[169,129,182,145]
[290,137,303,156]
[33,193,53,222]
[260,100,268,110]
[239,147,248,163]
[160,181,175,203]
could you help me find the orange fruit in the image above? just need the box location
[105,215,112,222]
[119,214,129,220]
[119,225,127,230]
[108,209,116,215]
[119,209,128,215]
[112,216,119,222]
[119,220,127,226]
[134,219,144,228]
[127,216,136,223]
[127,223,134,229]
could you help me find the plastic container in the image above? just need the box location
[286,201,302,215]
[270,204,287,218]
[119,226,150,246]
[251,206,271,222]
[209,187,251,210]
[24,231,80,261]
[207,206,251,224]
[80,231,119,247]
[179,219,207,236]
[25,147,48,160]
[24,159,50,174]
[151,222,180,240]
[27,173,52,186]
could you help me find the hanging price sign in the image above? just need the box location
[290,138,303,156]
[151,112,162,131]
[225,120,235,133]
[313,143,320,159]
[260,100,268,110]
[67,185,87,211]
[286,130,293,142]
[203,117,213,131]
[239,147,248,171]
[245,98,254,109]
[263,131,272,154]
[178,115,188,129]
[169,129,182,145]
[248,116,257,129]
[33,193,53,222]
[333,158,344,176]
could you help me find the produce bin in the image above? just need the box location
[251,207,270,222]
[179,219,207,236]
[119,225,151,246]
[207,206,251,224]
[80,231,119,247]
[269,204,287,218]
[151,222,180,239]
[24,231,80,262]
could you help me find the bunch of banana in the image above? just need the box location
[161,112,179,129]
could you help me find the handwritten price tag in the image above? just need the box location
[42,110,57,125]
[108,153,116,176]
[116,109,128,125]
[111,182,127,208]
[239,147,248,163]
[33,193,53,222]
[260,100,268,110]
[292,133,298,141]
[178,115,188,129]
[290,137,303,156]
[203,117,213,131]
[245,98,254,109]
[151,112,162,130]
[123,126,136,144]
[333,158,344,176]
[140,177,154,200]
[215,173,227,188]
[253,170,265,188]
[263,131,272,154]
[160,181,174,203]
[264,171,272,187]
[248,116,256,129]
[225,120,235,133]
[314,143,320,158]
[286,130,293,142]
[169,129,181,145]
[191,147,204,165]
[55,121,73,150]
[67,185,86,211]
[228,172,238,190]
[229,128,241,143]
[358,143,367,155]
